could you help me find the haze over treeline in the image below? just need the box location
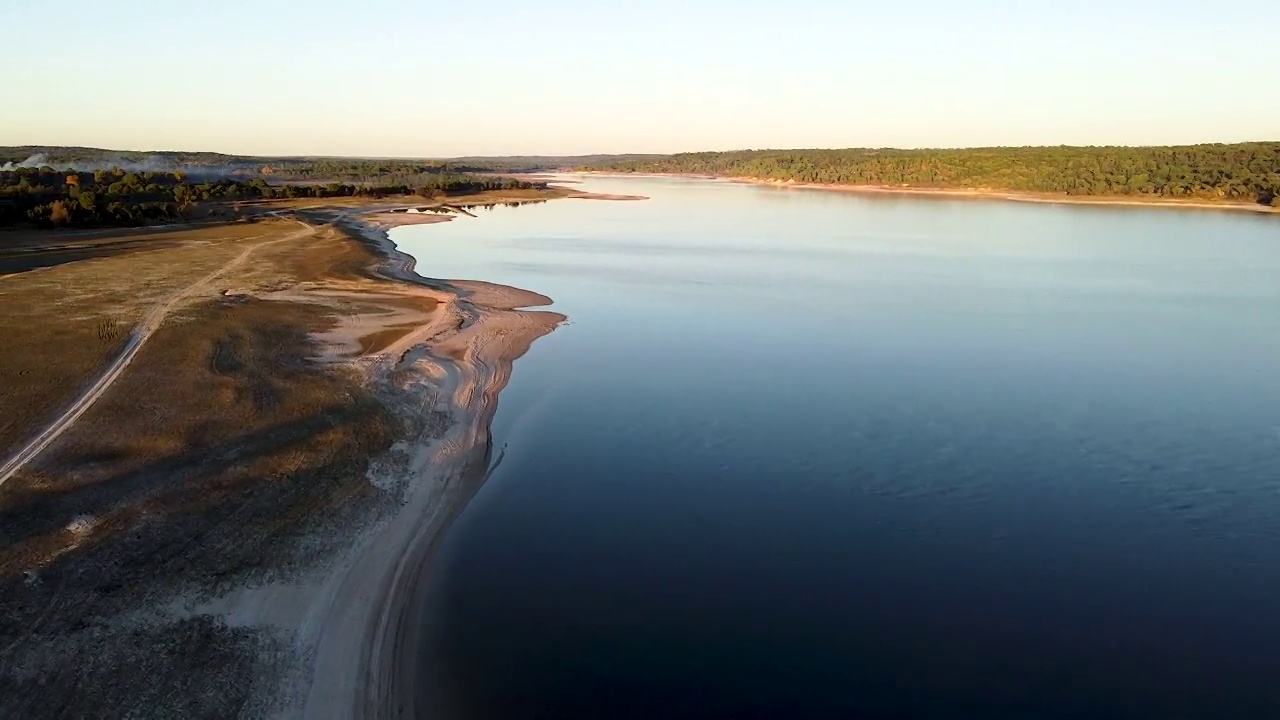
[0,151,547,229]
[0,147,563,178]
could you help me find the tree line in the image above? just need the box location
[260,159,545,182]
[1,147,549,180]
[0,167,544,229]
[598,143,1280,206]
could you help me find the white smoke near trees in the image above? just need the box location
[0,153,50,170]
[0,152,242,178]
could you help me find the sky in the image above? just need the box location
[3,0,1276,157]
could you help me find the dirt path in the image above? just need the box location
[0,221,315,489]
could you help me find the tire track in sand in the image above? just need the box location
[0,221,314,489]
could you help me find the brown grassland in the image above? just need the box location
[0,190,562,718]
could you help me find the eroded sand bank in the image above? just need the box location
[176,205,566,718]
[298,210,564,719]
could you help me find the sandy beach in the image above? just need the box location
[202,189,650,716]
[286,206,566,719]
[152,201,576,718]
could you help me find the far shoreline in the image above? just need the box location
[582,171,1280,215]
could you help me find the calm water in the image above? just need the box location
[393,176,1280,719]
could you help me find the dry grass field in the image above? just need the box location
[0,223,274,457]
[0,208,458,717]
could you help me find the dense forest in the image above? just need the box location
[258,159,546,183]
[0,166,543,229]
[599,143,1280,206]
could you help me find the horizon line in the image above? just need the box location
[3,139,1279,163]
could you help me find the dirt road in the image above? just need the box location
[0,221,314,488]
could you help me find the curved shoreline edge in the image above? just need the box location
[135,197,580,719]
[180,187,645,719]
[293,208,565,719]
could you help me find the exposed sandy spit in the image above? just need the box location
[306,211,564,719]
[563,190,649,201]
[175,207,563,719]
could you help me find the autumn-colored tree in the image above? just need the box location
[49,200,70,227]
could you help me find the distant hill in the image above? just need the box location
[1,147,260,176]
[0,147,664,176]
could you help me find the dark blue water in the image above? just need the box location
[393,177,1280,719]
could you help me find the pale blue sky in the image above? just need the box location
[3,0,1275,156]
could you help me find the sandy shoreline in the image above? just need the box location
[0,186,624,719]
[226,188,643,717]
[189,202,569,718]
[297,209,563,719]
[587,171,1280,215]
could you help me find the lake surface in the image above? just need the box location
[392,176,1280,719]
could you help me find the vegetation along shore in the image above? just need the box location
[594,142,1280,211]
